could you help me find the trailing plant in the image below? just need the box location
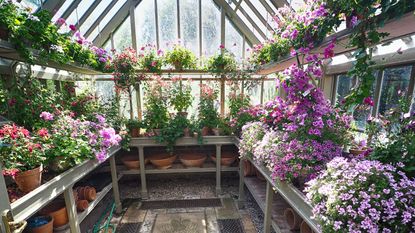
[169,77,193,113]
[165,44,197,70]
[206,47,237,75]
[306,157,415,232]
[138,44,163,73]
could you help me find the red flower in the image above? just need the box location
[38,128,49,138]
[69,24,77,31]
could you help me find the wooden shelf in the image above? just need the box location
[9,146,121,222]
[130,136,236,147]
[120,161,238,175]
[0,39,106,76]
[244,176,293,233]
[246,157,319,232]
[256,12,415,75]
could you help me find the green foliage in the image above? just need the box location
[156,115,190,152]
[143,78,169,129]
[138,45,163,73]
[164,44,197,70]
[169,78,193,112]
[198,84,219,129]
[228,93,251,119]
[206,49,237,74]
[126,118,142,129]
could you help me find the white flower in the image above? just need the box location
[27,14,39,22]
[50,44,64,53]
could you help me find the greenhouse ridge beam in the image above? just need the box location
[213,0,261,45]
[94,0,142,47]
[231,0,267,40]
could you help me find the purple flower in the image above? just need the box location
[290,29,299,40]
[350,16,359,27]
[40,111,54,121]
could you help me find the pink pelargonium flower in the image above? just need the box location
[363,97,374,106]
[40,111,54,121]
[56,17,66,26]
[150,61,157,67]
[69,24,77,31]
[219,44,225,49]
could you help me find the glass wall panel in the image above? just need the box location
[379,65,413,114]
[135,0,157,47]
[158,0,178,49]
[225,18,243,61]
[112,17,132,51]
[201,0,221,57]
[79,1,111,34]
[263,79,278,103]
[180,0,200,55]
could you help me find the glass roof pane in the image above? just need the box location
[265,0,278,13]
[225,18,243,61]
[135,0,157,47]
[240,2,267,36]
[201,0,221,57]
[158,0,178,49]
[112,16,132,51]
[99,0,127,30]
[64,0,95,29]
[79,0,112,35]
[180,0,200,55]
[289,0,305,11]
[22,0,42,12]
[52,0,74,21]
[87,27,99,42]
[249,0,268,20]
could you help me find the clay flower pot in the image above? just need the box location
[76,200,89,211]
[83,187,96,201]
[179,153,207,168]
[210,152,237,167]
[212,128,223,136]
[130,127,140,137]
[122,155,141,170]
[183,128,191,137]
[300,221,313,233]
[40,201,68,228]
[349,147,369,157]
[27,216,53,233]
[14,165,43,193]
[201,126,211,136]
[284,208,301,230]
[148,153,177,169]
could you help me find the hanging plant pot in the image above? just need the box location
[40,201,68,228]
[27,216,53,233]
[284,208,302,230]
[201,126,211,136]
[14,165,43,193]
[148,153,177,169]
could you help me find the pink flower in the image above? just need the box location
[219,44,225,49]
[40,111,54,121]
[69,24,77,31]
[151,61,157,67]
[363,97,374,106]
[56,18,66,26]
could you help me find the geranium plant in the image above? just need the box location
[206,47,237,74]
[0,124,46,175]
[143,76,169,131]
[165,44,197,70]
[138,44,163,73]
[169,77,193,113]
[306,157,415,232]
[198,84,219,129]
[112,47,138,91]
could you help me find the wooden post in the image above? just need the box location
[64,186,81,233]
[110,156,122,214]
[264,181,273,233]
[215,145,222,195]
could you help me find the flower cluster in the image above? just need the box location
[306,157,415,232]
[229,105,264,135]
[238,122,267,159]
[0,124,46,174]
[112,47,139,91]
[138,44,163,73]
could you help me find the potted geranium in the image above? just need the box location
[206,46,237,75]
[169,77,193,116]
[138,44,163,73]
[112,47,138,91]
[165,44,197,70]
[198,84,219,136]
[143,77,169,135]
[0,124,47,193]
[126,119,142,137]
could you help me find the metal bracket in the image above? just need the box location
[1,210,26,233]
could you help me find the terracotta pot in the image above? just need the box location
[122,155,140,170]
[130,127,140,137]
[179,153,207,168]
[183,128,191,137]
[210,152,237,167]
[76,200,89,211]
[148,153,177,169]
[14,165,43,193]
[27,216,53,233]
[153,129,162,136]
[300,221,313,233]
[173,62,183,71]
[40,201,68,228]
[201,126,211,136]
[349,147,369,157]
[83,187,96,201]
[284,208,301,230]
[212,128,223,136]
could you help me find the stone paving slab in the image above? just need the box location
[153,212,207,233]
[206,208,219,233]
[215,198,241,220]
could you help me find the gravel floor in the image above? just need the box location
[118,173,268,233]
